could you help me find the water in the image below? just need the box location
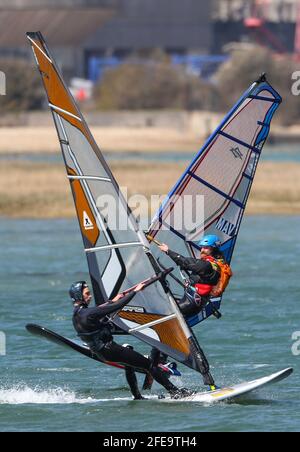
[0,217,299,432]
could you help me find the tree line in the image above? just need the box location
[1,46,299,125]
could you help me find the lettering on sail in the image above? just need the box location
[216,218,236,237]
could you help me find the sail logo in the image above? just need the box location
[41,70,50,80]
[83,211,94,230]
[122,306,145,313]
[230,147,243,160]
[216,218,236,237]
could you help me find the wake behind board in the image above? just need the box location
[182,368,293,404]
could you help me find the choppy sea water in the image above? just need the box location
[0,217,299,432]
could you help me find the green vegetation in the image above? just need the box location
[1,45,299,125]
[94,51,218,111]
[93,46,300,124]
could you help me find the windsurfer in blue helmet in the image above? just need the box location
[70,280,192,400]
[158,234,233,392]
[159,234,232,317]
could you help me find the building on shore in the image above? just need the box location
[0,0,299,80]
[0,0,118,80]
[0,0,212,79]
[213,0,299,53]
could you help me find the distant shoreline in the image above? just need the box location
[0,159,299,218]
[1,111,299,218]
[0,110,300,154]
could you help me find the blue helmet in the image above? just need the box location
[69,281,88,303]
[198,235,222,249]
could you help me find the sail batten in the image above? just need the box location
[129,314,177,333]
[85,243,144,253]
[50,103,82,121]
[67,176,112,182]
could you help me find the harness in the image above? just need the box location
[180,269,209,313]
[197,256,233,298]
[186,285,203,305]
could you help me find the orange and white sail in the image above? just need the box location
[27,31,208,375]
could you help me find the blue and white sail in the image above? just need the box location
[148,75,282,327]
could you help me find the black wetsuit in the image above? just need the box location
[167,250,220,317]
[72,292,180,399]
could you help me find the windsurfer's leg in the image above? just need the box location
[143,349,171,390]
[101,341,183,395]
[100,341,149,398]
[125,366,144,400]
[177,296,203,317]
[150,366,179,394]
[101,341,151,369]
[149,348,161,364]
[143,348,160,390]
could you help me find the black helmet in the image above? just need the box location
[69,281,88,303]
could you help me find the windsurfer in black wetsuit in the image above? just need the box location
[70,280,191,400]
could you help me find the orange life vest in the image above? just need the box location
[195,256,233,298]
